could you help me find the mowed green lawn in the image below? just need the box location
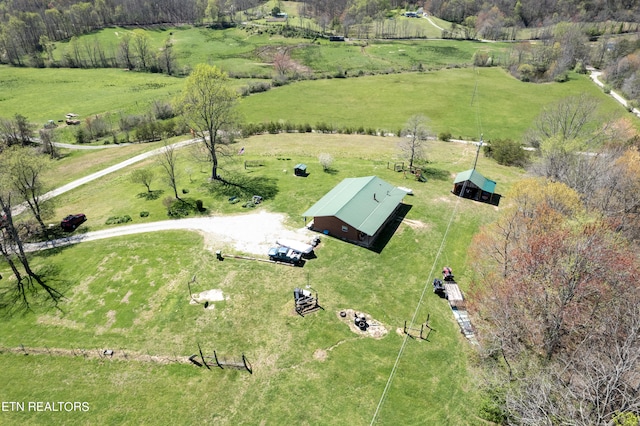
[0,134,523,425]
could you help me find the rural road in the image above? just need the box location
[12,138,200,216]
[588,67,640,118]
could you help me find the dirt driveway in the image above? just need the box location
[25,211,314,256]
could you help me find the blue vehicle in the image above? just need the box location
[268,246,302,266]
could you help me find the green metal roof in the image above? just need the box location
[302,176,406,236]
[453,169,497,193]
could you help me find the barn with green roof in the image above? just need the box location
[302,176,408,247]
[452,169,501,206]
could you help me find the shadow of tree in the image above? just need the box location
[0,263,69,316]
[421,167,450,181]
[322,168,339,175]
[136,190,165,200]
[207,173,279,200]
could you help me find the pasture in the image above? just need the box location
[0,63,622,143]
[1,23,629,142]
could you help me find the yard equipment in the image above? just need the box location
[432,278,445,296]
[293,287,321,316]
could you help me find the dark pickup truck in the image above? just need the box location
[268,246,302,266]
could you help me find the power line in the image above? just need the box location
[370,191,464,425]
[371,69,486,424]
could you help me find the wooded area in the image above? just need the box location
[468,96,640,425]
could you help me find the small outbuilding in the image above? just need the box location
[302,176,407,247]
[294,164,308,176]
[452,169,501,206]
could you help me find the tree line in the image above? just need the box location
[3,0,640,105]
[469,94,640,425]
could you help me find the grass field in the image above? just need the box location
[238,68,621,140]
[1,64,623,142]
[0,16,636,424]
[0,134,523,425]
[1,21,629,142]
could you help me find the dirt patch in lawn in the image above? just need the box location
[189,288,225,310]
[402,218,429,230]
[337,309,388,339]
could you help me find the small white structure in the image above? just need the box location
[276,239,314,255]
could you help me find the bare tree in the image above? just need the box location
[157,143,180,199]
[526,94,604,147]
[0,116,22,149]
[118,32,134,69]
[132,29,151,70]
[158,36,176,75]
[273,48,294,77]
[0,114,34,149]
[398,114,431,170]
[38,128,58,159]
[0,180,63,312]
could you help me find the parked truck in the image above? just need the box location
[268,246,303,266]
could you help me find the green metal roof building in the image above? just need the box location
[302,176,408,247]
[452,169,501,206]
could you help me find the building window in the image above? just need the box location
[341,225,348,232]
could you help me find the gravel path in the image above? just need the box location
[24,211,314,256]
[12,138,200,216]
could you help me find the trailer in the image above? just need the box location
[433,267,465,308]
[443,282,465,309]
[276,239,315,255]
[432,267,476,344]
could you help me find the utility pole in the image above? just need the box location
[473,134,483,170]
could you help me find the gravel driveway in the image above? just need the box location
[24,211,314,256]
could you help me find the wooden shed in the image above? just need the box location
[294,164,308,176]
[302,176,407,247]
[452,169,501,206]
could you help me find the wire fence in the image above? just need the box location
[0,344,252,373]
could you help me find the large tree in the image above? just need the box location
[0,175,63,312]
[2,146,53,232]
[177,64,239,180]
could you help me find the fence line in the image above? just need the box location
[0,345,190,365]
